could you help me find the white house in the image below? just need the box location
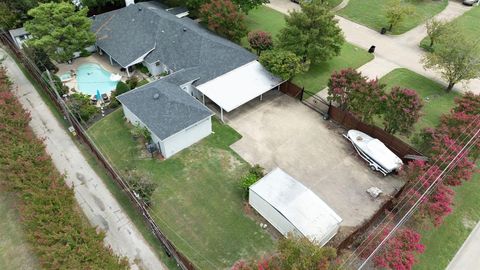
[117,79,213,158]
[249,168,343,246]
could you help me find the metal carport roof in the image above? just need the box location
[196,61,283,117]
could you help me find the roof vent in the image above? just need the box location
[92,15,96,20]
[183,28,187,32]
[153,93,160,100]
[138,7,142,11]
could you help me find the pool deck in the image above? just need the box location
[56,53,132,96]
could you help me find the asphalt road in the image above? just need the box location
[0,48,166,270]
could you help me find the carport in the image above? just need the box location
[196,61,283,122]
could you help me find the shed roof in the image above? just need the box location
[196,61,283,112]
[117,79,213,141]
[250,168,342,243]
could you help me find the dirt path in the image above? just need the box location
[0,49,166,270]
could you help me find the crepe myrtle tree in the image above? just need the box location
[327,68,367,110]
[348,78,386,124]
[382,87,423,135]
[361,226,425,270]
[199,0,247,43]
[248,30,273,55]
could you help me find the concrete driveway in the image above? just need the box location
[226,91,404,228]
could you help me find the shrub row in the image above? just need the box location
[0,66,128,269]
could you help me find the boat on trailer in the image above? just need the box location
[344,130,403,176]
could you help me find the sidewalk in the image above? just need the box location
[447,222,480,270]
[0,48,166,270]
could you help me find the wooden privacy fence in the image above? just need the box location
[0,32,196,270]
[293,84,424,160]
[327,106,424,160]
[279,80,303,99]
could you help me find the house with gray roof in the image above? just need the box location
[117,78,213,158]
[92,1,282,122]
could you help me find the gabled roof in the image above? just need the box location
[117,79,213,141]
[91,1,256,84]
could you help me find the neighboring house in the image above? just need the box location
[91,1,282,121]
[249,168,343,246]
[9,28,31,49]
[117,79,213,158]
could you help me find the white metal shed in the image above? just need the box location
[196,61,283,121]
[249,168,342,246]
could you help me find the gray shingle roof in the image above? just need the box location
[92,2,256,84]
[9,27,28,37]
[117,79,213,141]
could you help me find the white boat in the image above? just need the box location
[344,130,403,176]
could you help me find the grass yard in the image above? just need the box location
[0,192,38,270]
[414,161,480,270]
[420,5,480,49]
[245,6,373,95]
[89,109,275,270]
[379,68,458,141]
[338,0,448,35]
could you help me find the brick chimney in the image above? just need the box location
[125,0,135,6]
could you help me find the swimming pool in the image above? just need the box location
[76,63,120,96]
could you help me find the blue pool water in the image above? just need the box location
[76,63,119,96]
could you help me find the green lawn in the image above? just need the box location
[0,192,38,270]
[415,161,480,270]
[88,109,275,270]
[338,0,448,35]
[245,6,373,95]
[379,68,458,141]
[420,5,480,49]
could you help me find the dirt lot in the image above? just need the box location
[225,91,404,229]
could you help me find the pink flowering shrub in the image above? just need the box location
[382,87,423,135]
[362,227,425,270]
[199,0,247,42]
[327,68,367,110]
[248,31,273,55]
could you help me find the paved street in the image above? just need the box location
[0,49,166,270]
[267,0,479,94]
[447,222,480,270]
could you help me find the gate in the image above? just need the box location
[301,90,330,118]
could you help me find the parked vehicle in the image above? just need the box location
[463,0,479,6]
[344,130,403,176]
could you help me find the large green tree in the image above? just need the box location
[277,0,344,67]
[0,0,64,29]
[259,49,306,80]
[422,33,480,91]
[25,2,96,62]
